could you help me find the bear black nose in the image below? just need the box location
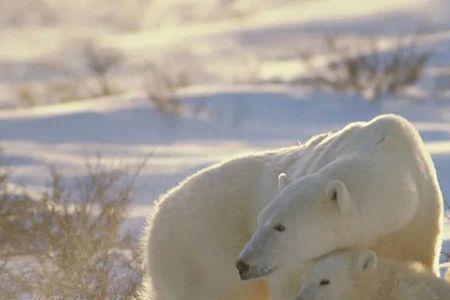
[236,260,249,275]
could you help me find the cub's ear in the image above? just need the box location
[354,250,378,272]
[327,180,350,213]
[278,173,289,191]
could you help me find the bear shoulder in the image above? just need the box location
[367,114,419,144]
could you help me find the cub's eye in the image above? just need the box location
[319,279,330,286]
[273,224,286,232]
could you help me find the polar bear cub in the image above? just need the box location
[297,249,450,300]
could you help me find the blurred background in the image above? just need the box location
[1,0,450,299]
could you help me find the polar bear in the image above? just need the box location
[141,114,442,300]
[237,114,442,299]
[296,248,450,300]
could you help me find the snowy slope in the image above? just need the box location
[2,0,450,107]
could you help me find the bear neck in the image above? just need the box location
[353,269,385,300]
[367,259,409,300]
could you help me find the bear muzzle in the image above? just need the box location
[236,260,249,276]
[235,259,277,280]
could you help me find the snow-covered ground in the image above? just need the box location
[1,0,450,277]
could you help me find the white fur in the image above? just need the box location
[297,249,450,300]
[141,114,442,300]
[238,114,442,299]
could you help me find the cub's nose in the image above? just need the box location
[235,260,249,275]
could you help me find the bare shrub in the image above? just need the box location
[14,84,38,108]
[13,79,89,108]
[297,35,431,100]
[143,63,192,117]
[44,79,89,103]
[0,158,144,299]
[81,41,124,96]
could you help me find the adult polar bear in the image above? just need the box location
[141,114,443,300]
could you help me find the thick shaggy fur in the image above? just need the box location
[297,249,450,300]
[141,115,443,300]
[237,114,443,299]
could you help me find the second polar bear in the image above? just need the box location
[296,248,450,300]
[237,115,443,300]
[142,115,443,300]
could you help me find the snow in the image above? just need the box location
[1,0,450,277]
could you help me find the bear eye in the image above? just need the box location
[273,224,286,232]
[319,279,330,286]
[331,190,337,201]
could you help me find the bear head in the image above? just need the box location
[236,172,368,280]
[296,249,377,300]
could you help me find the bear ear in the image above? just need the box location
[354,250,378,272]
[278,173,289,192]
[328,180,350,213]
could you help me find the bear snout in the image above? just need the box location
[235,259,249,276]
